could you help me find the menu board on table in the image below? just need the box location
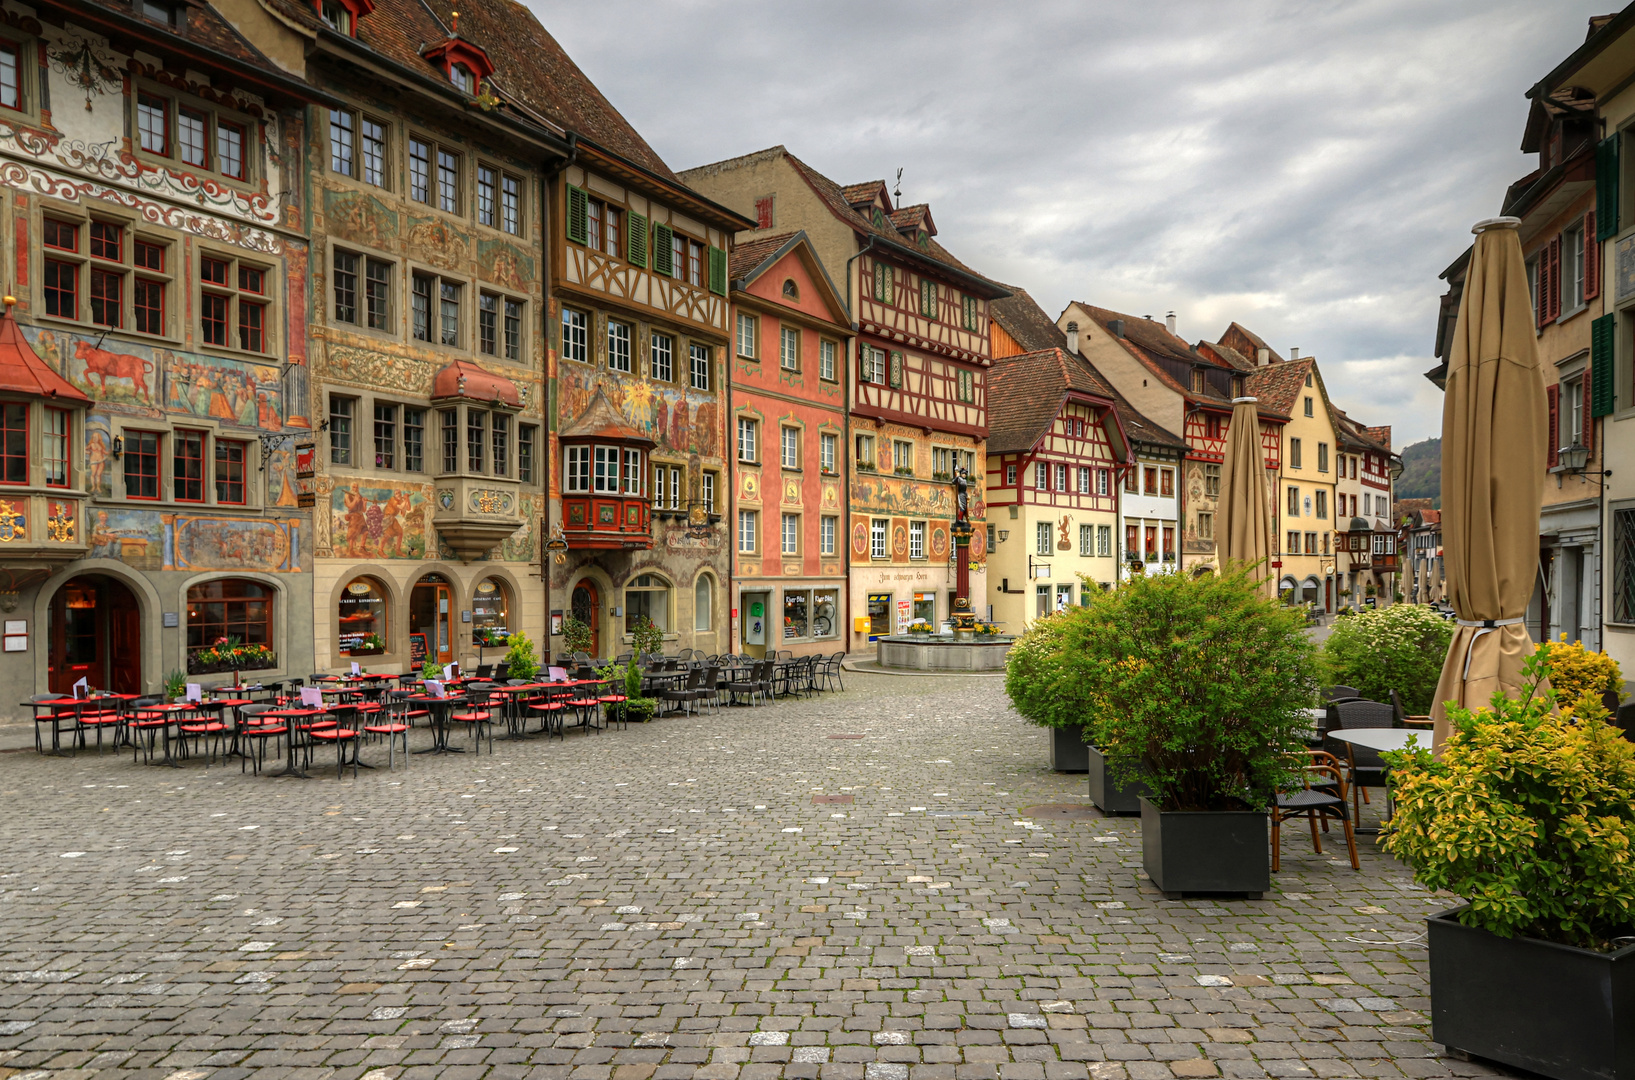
[409,633,429,666]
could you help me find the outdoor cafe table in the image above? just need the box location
[1326,727,1427,832]
[408,694,468,754]
[129,702,198,768]
[196,697,254,758]
[23,695,134,756]
[260,707,331,778]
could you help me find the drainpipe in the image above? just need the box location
[539,133,577,662]
[842,238,875,652]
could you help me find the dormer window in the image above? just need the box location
[450,62,475,93]
[313,0,373,36]
[320,0,351,33]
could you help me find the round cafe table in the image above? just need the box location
[408,694,468,754]
[260,707,331,778]
[1325,727,1426,832]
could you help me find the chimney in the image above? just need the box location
[1108,318,1124,339]
[1290,347,1300,360]
[1257,347,1269,367]
[1065,321,1079,354]
[1165,311,1177,336]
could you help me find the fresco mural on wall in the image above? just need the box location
[330,481,429,560]
[498,494,538,562]
[405,216,471,271]
[322,188,399,249]
[265,443,300,507]
[849,475,982,520]
[174,517,302,572]
[88,508,163,569]
[21,325,282,428]
[477,238,535,293]
[85,414,114,497]
[558,365,721,457]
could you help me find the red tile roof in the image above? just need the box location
[729,232,799,281]
[989,289,1185,452]
[1243,358,1313,417]
[0,311,89,402]
[987,348,1118,455]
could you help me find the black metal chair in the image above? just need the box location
[660,667,704,716]
[1327,699,1395,824]
[1272,751,1359,871]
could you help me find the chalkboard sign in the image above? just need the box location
[409,632,429,665]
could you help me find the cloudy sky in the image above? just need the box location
[529,0,1606,447]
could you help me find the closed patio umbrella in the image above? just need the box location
[1430,217,1547,750]
[1219,396,1274,596]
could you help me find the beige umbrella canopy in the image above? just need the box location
[1218,396,1275,597]
[1430,217,1547,750]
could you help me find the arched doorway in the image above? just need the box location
[1301,577,1320,607]
[570,580,599,657]
[410,573,453,665]
[48,574,141,694]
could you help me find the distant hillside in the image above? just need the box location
[1395,438,1440,505]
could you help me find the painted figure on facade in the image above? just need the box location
[954,467,970,524]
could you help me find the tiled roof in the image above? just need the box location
[1364,425,1392,451]
[841,181,888,209]
[1219,322,1287,366]
[78,0,317,98]
[1331,407,1392,455]
[431,360,520,406]
[777,150,1006,295]
[1199,341,1255,372]
[560,386,653,445]
[1244,358,1313,417]
[990,288,1185,452]
[729,232,799,281]
[1075,304,1249,410]
[987,348,1117,455]
[283,0,675,177]
[889,204,936,237]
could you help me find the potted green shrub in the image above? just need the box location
[1066,568,1318,894]
[164,669,188,704]
[503,631,539,683]
[605,659,657,722]
[1322,603,1452,712]
[1382,651,1635,1080]
[630,614,664,660]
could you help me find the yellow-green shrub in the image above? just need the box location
[1382,653,1635,950]
[1537,637,1623,717]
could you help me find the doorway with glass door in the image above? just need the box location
[741,590,771,658]
[570,580,600,658]
[410,573,454,667]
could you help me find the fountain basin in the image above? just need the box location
[876,634,1016,672]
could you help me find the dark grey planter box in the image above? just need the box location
[1429,907,1634,1080]
[1139,797,1269,898]
[1087,746,1149,813]
[1048,725,1090,772]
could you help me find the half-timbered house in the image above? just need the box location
[1064,306,1285,575]
[988,289,1188,614]
[680,147,1009,643]
[726,232,852,657]
[551,125,751,659]
[0,0,321,701]
[983,347,1125,628]
[1332,409,1400,609]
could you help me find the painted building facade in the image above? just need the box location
[680,147,1007,646]
[726,232,852,656]
[0,0,320,700]
[1333,411,1400,609]
[286,0,566,673]
[548,143,750,659]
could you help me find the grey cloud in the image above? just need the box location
[527,0,1605,443]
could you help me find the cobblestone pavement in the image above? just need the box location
[0,673,1505,1080]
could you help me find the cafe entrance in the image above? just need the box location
[740,590,771,657]
[410,573,453,665]
[47,574,141,695]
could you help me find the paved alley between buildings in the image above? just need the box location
[0,674,1504,1080]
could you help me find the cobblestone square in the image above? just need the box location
[0,674,1507,1080]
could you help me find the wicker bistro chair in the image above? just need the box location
[1390,689,1434,729]
[725,661,765,707]
[1327,685,1361,701]
[660,668,705,717]
[1326,699,1396,825]
[1272,751,1359,872]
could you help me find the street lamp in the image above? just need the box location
[1558,444,1612,485]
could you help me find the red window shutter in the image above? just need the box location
[1584,370,1595,453]
[1549,235,1563,321]
[1547,384,1560,466]
[1586,212,1601,300]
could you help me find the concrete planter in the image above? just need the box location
[1087,746,1149,813]
[1139,797,1269,899]
[1429,908,1635,1080]
[1048,725,1090,772]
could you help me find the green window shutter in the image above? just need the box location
[626,212,648,267]
[708,246,727,295]
[565,185,589,245]
[653,223,674,277]
[1593,312,1616,416]
[1597,136,1620,242]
